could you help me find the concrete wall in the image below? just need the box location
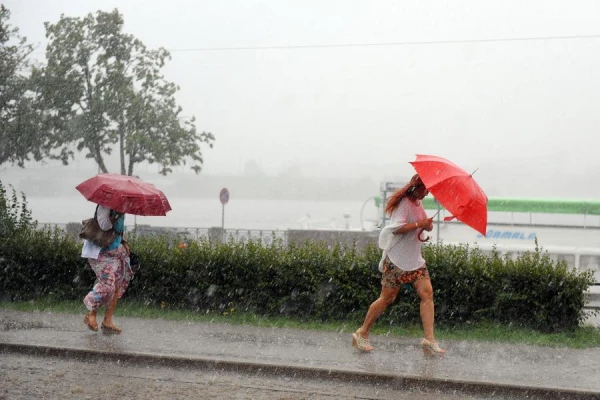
[64,220,380,251]
[286,229,379,250]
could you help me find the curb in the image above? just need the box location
[2,342,599,400]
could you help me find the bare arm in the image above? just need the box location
[392,218,434,235]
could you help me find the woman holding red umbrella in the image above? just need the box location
[352,174,445,355]
[76,173,171,333]
[75,173,171,333]
[81,205,132,334]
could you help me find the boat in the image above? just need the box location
[377,192,600,284]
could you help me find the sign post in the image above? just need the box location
[219,188,230,230]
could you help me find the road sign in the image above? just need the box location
[219,188,230,205]
[219,188,229,231]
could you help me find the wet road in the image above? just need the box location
[1,353,518,400]
[2,310,599,400]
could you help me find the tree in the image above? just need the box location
[0,5,45,168]
[38,9,214,176]
[0,179,36,236]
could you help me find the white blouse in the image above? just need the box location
[385,197,428,271]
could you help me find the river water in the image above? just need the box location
[24,196,381,231]
[22,195,600,232]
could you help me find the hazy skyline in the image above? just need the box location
[4,0,600,199]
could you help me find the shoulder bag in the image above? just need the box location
[79,205,119,248]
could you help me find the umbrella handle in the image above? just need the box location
[418,229,430,243]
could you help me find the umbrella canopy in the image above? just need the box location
[76,173,172,216]
[410,154,488,235]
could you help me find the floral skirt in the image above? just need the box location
[381,256,430,289]
[83,245,132,311]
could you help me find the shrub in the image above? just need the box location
[0,179,594,332]
[0,180,36,236]
[0,181,90,300]
[424,241,593,331]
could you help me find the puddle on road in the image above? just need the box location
[2,318,47,331]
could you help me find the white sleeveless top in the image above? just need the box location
[386,197,428,271]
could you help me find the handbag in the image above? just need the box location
[129,251,141,274]
[121,239,141,274]
[79,205,119,248]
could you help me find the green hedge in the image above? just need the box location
[0,180,595,332]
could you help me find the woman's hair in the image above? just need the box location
[384,174,424,215]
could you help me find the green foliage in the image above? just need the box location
[1,227,91,301]
[0,180,36,236]
[0,180,91,300]
[122,236,385,321]
[0,191,594,332]
[0,5,49,167]
[426,242,594,332]
[34,8,214,176]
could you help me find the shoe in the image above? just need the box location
[83,313,98,332]
[352,331,373,352]
[421,338,445,356]
[101,323,122,334]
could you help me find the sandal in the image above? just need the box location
[83,313,98,332]
[101,323,122,334]
[421,338,445,356]
[352,331,373,352]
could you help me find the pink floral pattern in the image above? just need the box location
[83,245,132,311]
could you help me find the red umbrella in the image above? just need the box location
[76,173,172,216]
[410,154,488,235]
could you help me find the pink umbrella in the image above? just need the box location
[76,173,172,216]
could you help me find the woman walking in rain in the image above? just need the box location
[352,174,445,355]
[81,205,132,334]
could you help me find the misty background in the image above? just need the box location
[2,0,600,228]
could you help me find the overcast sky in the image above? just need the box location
[5,0,600,198]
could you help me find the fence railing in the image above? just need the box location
[222,229,287,246]
[39,223,289,247]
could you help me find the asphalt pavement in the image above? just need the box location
[1,309,599,400]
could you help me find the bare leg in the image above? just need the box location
[84,310,98,331]
[356,286,400,349]
[414,277,445,355]
[413,278,436,341]
[102,288,120,329]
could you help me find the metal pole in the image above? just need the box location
[360,196,373,230]
[221,204,225,230]
[436,201,441,244]
[381,183,388,227]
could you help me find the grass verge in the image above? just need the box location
[1,299,599,349]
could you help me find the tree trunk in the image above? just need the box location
[119,125,126,175]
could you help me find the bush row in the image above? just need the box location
[0,180,594,332]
